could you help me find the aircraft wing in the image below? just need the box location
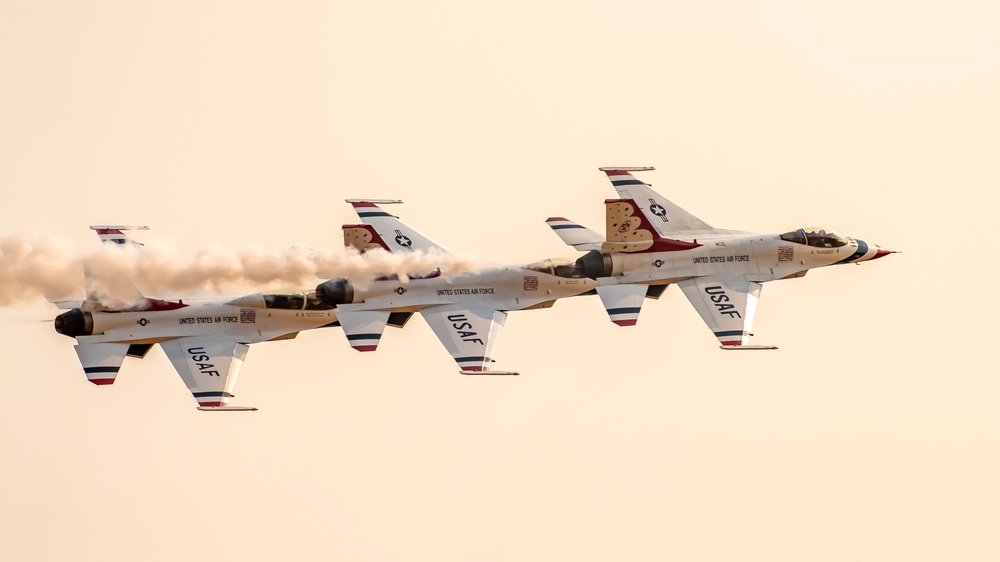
[545,217,604,251]
[678,276,773,349]
[600,167,713,235]
[160,337,257,410]
[347,200,450,254]
[419,304,517,374]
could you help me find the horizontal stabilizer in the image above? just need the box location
[338,307,390,352]
[545,217,603,251]
[75,342,130,385]
[597,284,648,326]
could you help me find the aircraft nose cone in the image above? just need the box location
[869,244,896,261]
[840,240,897,264]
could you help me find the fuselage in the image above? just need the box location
[317,262,597,312]
[54,293,339,345]
[590,228,888,286]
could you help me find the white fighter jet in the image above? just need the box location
[547,168,895,349]
[52,226,339,410]
[313,201,597,375]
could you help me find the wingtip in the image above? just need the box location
[344,199,404,205]
[598,166,655,172]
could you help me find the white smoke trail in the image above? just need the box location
[0,234,480,308]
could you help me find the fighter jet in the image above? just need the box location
[52,226,339,410]
[547,168,895,349]
[313,201,597,375]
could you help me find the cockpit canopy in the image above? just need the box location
[779,227,848,248]
[525,258,587,279]
[263,292,335,310]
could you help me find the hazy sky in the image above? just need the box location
[2,2,998,561]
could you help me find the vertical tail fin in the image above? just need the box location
[84,225,148,306]
[345,200,450,254]
[342,224,391,254]
[89,225,149,246]
[599,167,713,234]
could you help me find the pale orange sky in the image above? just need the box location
[2,2,998,561]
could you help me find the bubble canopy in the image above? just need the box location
[526,258,587,279]
[779,227,848,248]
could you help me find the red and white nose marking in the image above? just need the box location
[848,240,897,263]
[870,244,895,260]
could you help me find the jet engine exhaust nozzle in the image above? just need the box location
[54,309,94,337]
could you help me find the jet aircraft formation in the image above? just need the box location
[52,168,894,410]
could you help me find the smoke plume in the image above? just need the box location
[0,234,479,308]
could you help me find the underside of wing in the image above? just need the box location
[420,304,516,374]
[160,337,255,410]
[678,276,770,348]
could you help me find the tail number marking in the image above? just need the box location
[704,286,742,319]
[446,314,485,345]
